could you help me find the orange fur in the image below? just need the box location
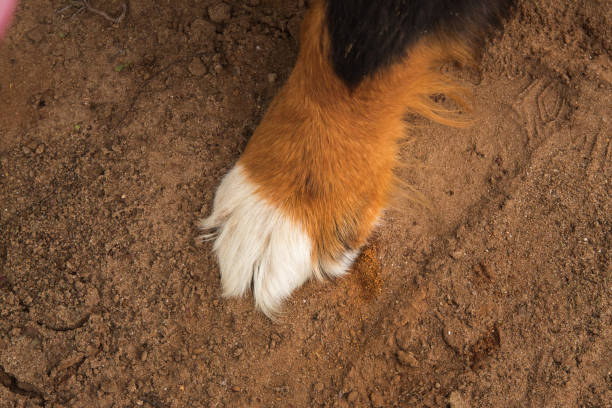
[239,0,478,271]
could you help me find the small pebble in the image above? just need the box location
[188,57,207,76]
[208,3,231,23]
[337,400,350,408]
[190,19,216,39]
[442,318,471,354]
[347,391,358,402]
[395,325,414,351]
[448,391,470,408]
[397,350,419,367]
[370,391,384,407]
[450,250,464,259]
[27,27,44,43]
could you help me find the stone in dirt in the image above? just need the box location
[208,3,231,23]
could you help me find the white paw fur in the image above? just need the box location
[199,164,356,317]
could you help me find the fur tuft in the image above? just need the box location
[199,164,355,317]
[326,0,513,88]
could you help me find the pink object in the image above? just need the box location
[0,0,18,39]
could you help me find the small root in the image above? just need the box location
[57,0,127,24]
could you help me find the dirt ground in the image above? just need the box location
[0,0,610,407]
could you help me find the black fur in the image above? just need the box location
[326,0,512,88]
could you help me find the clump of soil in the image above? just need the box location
[351,244,383,299]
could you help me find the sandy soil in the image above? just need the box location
[0,0,610,407]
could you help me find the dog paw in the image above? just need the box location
[199,164,359,317]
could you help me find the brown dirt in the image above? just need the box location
[0,0,610,407]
